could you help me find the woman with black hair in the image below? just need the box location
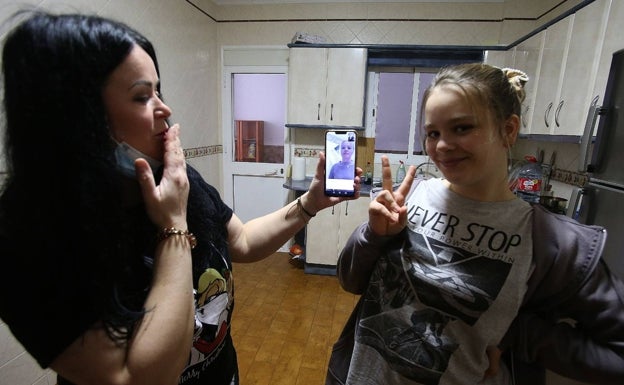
[0,11,360,385]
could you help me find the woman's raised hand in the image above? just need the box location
[369,155,415,236]
[135,124,190,230]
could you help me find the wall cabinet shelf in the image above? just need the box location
[235,120,263,162]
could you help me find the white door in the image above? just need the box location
[222,65,290,250]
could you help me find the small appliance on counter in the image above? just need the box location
[539,195,568,215]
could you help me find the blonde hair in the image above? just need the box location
[423,63,528,131]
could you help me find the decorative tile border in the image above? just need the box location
[294,147,321,157]
[550,168,588,187]
[185,144,590,187]
[184,145,222,159]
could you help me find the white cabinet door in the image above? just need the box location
[530,16,572,135]
[556,0,608,136]
[287,48,327,126]
[325,48,367,126]
[305,197,369,266]
[305,202,341,265]
[336,198,370,253]
[484,49,514,68]
[591,0,623,110]
[513,32,543,134]
[287,47,367,127]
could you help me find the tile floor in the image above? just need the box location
[231,252,359,385]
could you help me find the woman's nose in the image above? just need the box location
[155,99,172,119]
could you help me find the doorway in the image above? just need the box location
[223,68,287,214]
[222,58,290,249]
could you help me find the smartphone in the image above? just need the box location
[324,130,357,197]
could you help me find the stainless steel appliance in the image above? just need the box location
[574,48,624,280]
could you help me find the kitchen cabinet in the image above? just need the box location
[512,32,543,134]
[484,49,514,69]
[590,0,623,117]
[530,16,571,135]
[235,120,263,162]
[519,0,608,137]
[305,197,369,267]
[484,33,541,134]
[287,47,367,128]
[555,0,608,136]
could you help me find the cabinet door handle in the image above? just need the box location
[317,103,321,121]
[544,102,553,128]
[555,100,564,127]
[344,201,349,216]
[330,103,334,121]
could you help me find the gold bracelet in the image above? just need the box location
[158,227,197,249]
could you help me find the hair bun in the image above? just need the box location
[501,68,529,91]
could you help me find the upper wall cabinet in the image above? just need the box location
[486,32,543,135]
[555,0,609,136]
[483,50,514,69]
[287,47,367,128]
[523,0,609,137]
[591,0,624,111]
[512,32,543,134]
[530,15,572,135]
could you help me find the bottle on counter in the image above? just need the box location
[396,160,406,184]
[364,162,373,185]
[513,155,543,203]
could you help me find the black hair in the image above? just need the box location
[0,12,162,342]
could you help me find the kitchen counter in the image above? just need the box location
[283,177,374,196]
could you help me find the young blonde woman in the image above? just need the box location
[327,63,624,385]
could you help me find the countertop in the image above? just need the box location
[283,177,374,196]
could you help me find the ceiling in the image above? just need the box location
[213,0,505,4]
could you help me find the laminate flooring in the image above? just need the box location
[231,252,360,385]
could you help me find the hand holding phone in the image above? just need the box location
[324,130,357,197]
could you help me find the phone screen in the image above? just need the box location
[324,130,357,197]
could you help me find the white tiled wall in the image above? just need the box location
[0,320,56,385]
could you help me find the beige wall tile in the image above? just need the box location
[0,350,48,385]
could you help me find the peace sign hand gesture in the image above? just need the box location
[368,155,416,236]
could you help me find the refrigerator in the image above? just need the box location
[573,48,624,280]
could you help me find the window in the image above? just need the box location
[371,68,438,155]
[368,67,437,162]
[365,48,484,164]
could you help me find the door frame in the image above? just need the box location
[221,46,289,208]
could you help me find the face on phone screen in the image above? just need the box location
[324,130,356,197]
